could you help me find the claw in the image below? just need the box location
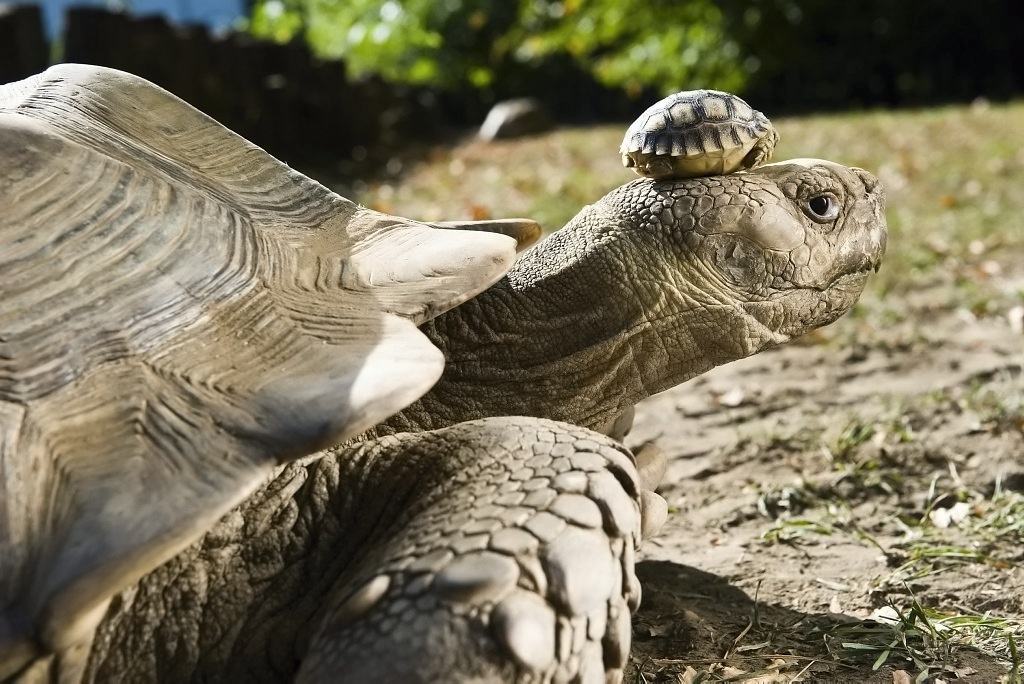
[633,442,667,492]
[639,490,668,540]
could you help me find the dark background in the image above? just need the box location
[2,1,1022,166]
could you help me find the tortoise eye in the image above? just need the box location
[805,194,839,222]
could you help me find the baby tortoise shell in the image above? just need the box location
[620,89,779,179]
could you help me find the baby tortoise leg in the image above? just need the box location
[637,157,674,180]
[740,128,780,170]
[298,417,661,683]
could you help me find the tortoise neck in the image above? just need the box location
[377,197,726,434]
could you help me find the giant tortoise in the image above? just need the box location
[0,65,886,682]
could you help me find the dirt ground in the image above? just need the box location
[337,100,1024,682]
[624,279,1023,682]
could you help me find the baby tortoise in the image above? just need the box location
[620,89,779,179]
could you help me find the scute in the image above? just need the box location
[619,89,779,179]
[0,64,516,676]
[699,94,729,120]
[668,100,697,127]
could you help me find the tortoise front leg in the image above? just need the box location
[84,418,661,682]
[299,417,658,683]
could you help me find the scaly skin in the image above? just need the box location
[383,159,886,434]
[58,160,885,683]
[82,419,642,682]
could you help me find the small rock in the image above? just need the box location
[716,387,745,407]
[979,259,1001,277]
[929,501,972,528]
[1008,305,1024,334]
[478,98,552,141]
[407,548,454,573]
[523,487,557,509]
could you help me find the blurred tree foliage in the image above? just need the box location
[506,0,743,96]
[247,0,745,95]
[248,0,1022,113]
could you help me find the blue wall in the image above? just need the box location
[33,0,245,36]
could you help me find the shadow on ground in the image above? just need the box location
[628,560,1008,682]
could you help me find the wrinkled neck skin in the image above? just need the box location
[379,181,788,435]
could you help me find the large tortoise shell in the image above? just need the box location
[0,64,516,672]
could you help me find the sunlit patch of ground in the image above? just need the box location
[626,333,1022,682]
[328,101,1024,681]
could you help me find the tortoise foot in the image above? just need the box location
[299,417,646,683]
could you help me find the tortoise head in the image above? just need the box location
[682,158,887,338]
[595,158,887,351]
